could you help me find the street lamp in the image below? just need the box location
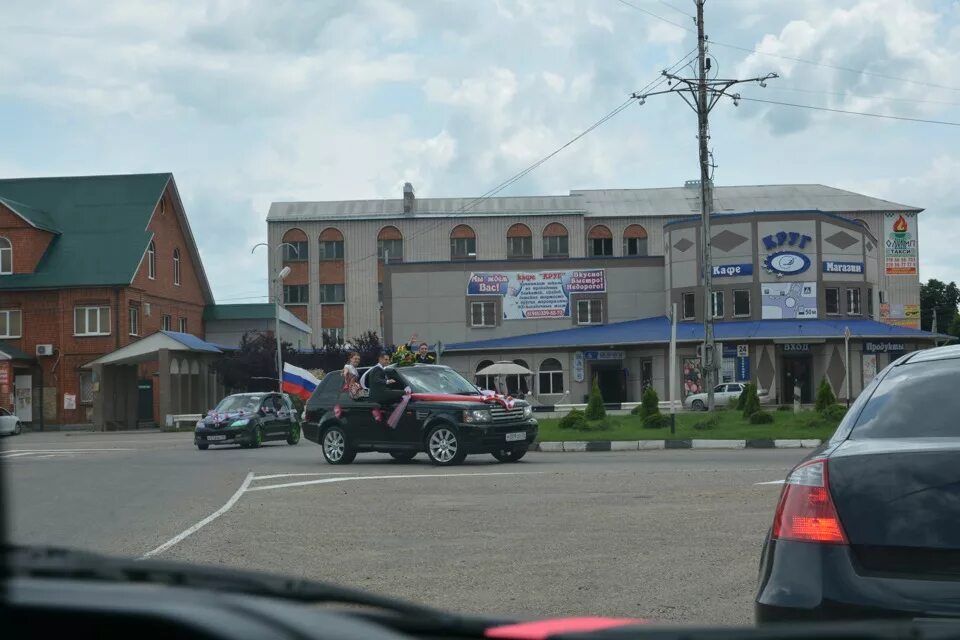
[252,242,298,391]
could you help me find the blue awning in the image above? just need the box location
[444,316,948,352]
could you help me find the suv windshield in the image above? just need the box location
[214,395,262,413]
[399,367,481,396]
[851,358,958,438]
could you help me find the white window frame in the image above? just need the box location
[471,301,496,328]
[825,288,841,315]
[173,248,181,286]
[590,237,613,257]
[543,234,569,258]
[847,288,862,315]
[682,292,696,320]
[576,299,603,325]
[318,284,345,303]
[74,306,111,337]
[506,235,532,259]
[178,317,187,333]
[147,241,156,280]
[0,237,11,274]
[450,236,476,259]
[538,359,565,395]
[79,371,94,404]
[162,315,172,331]
[711,291,724,319]
[624,236,648,257]
[128,306,140,336]
[0,308,22,338]
[284,284,310,305]
[733,289,751,318]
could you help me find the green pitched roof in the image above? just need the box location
[0,173,172,290]
[0,340,33,361]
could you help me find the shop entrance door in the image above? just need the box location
[782,356,813,404]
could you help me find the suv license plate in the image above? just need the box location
[505,431,526,442]
[207,435,227,441]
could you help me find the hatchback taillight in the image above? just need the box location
[772,459,848,544]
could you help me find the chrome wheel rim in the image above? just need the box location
[429,428,458,463]
[324,430,345,461]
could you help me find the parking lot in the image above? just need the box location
[3,432,804,625]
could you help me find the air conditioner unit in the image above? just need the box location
[36,344,54,357]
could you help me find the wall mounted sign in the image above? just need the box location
[712,263,754,277]
[884,213,918,276]
[736,356,751,381]
[573,352,585,383]
[467,269,605,320]
[761,282,818,319]
[781,343,811,353]
[823,261,864,274]
[863,341,906,354]
[762,231,813,251]
[584,350,625,361]
[879,303,920,329]
[763,251,812,276]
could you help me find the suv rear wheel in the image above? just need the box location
[425,425,466,466]
[492,448,527,463]
[322,426,356,465]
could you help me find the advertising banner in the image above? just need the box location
[683,358,703,397]
[862,354,878,387]
[467,269,605,320]
[761,282,818,319]
[879,303,920,330]
[884,213,918,276]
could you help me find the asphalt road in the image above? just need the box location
[2,431,806,625]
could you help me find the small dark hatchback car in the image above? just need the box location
[194,392,301,450]
[302,364,538,466]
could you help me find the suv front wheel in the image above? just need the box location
[425,424,466,466]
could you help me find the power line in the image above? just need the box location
[614,0,693,32]
[763,85,960,109]
[739,96,960,126]
[655,0,694,19]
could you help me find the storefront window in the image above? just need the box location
[733,290,751,317]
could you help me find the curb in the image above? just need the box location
[532,439,822,451]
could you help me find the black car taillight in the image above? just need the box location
[772,459,848,544]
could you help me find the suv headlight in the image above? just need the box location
[462,409,492,424]
[522,405,533,419]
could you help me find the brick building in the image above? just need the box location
[0,173,214,427]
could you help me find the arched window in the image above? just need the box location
[538,358,564,395]
[147,241,156,280]
[450,224,477,260]
[507,223,532,259]
[506,359,530,396]
[542,223,569,258]
[319,227,344,260]
[623,224,648,256]
[588,225,613,256]
[0,237,11,274]
[475,360,496,391]
[173,248,181,286]
[282,228,308,262]
[377,226,403,263]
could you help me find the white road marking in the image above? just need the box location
[754,479,786,485]
[245,471,543,493]
[140,472,254,560]
[0,448,135,458]
[251,472,355,481]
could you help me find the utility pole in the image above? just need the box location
[633,0,776,411]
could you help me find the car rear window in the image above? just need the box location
[851,358,960,438]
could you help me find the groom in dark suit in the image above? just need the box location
[365,353,406,421]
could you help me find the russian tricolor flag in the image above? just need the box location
[282,363,321,401]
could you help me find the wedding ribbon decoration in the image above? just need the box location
[386,390,517,428]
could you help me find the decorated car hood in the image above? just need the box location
[197,409,253,428]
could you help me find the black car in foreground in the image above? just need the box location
[302,364,538,466]
[194,392,301,449]
[756,344,960,622]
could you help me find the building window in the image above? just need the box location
[711,291,724,318]
[377,282,384,303]
[471,301,496,327]
[538,358,564,395]
[847,288,862,315]
[178,317,187,333]
[506,359,530,396]
[284,284,309,304]
[475,360,496,391]
[283,241,307,262]
[543,223,569,258]
[450,237,476,260]
[173,248,181,286]
[128,306,140,336]
[318,240,344,260]
[0,237,11,274]
[576,299,603,325]
[377,238,403,262]
[682,292,696,320]
[147,241,156,280]
[825,288,840,315]
[623,225,649,256]
[0,309,22,338]
[319,284,345,303]
[588,225,613,256]
[162,315,172,331]
[79,371,94,404]
[322,328,344,345]
[507,223,533,259]
[733,289,751,317]
[74,306,111,336]
[867,288,874,318]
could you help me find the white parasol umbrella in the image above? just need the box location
[476,361,533,376]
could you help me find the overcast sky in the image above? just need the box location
[1,0,958,302]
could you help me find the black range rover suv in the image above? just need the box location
[302,364,538,466]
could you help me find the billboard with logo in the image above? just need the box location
[880,303,920,329]
[466,269,605,320]
[761,282,818,319]
[884,213,918,276]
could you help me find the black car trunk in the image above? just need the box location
[829,439,960,579]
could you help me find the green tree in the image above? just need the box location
[815,377,836,413]
[641,386,660,417]
[920,279,960,333]
[585,377,606,420]
[741,383,761,418]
